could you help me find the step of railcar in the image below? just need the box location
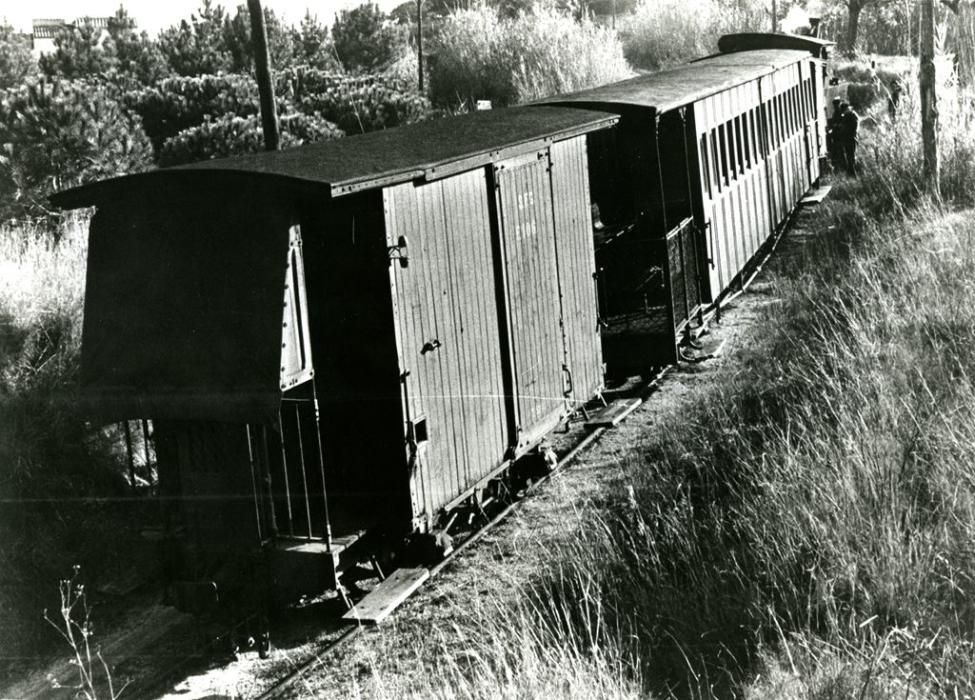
[800,185,832,205]
[341,567,430,625]
[584,398,642,429]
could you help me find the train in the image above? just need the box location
[51,31,832,628]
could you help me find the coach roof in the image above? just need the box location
[717,32,833,58]
[51,105,618,209]
[540,49,810,116]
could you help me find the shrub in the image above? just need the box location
[0,81,153,222]
[293,75,430,134]
[122,73,263,153]
[846,81,879,112]
[429,5,631,109]
[157,111,343,166]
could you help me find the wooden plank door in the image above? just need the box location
[494,151,567,451]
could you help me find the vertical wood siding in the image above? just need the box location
[495,152,568,449]
[548,137,604,408]
[693,57,819,302]
[384,170,508,522]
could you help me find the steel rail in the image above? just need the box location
[255,367,671,700]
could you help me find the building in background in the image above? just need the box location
[31,16,111,56]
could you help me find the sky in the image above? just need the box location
[2,0,404,34]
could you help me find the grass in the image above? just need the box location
[428,5,631,108]
[619,0,768,71]
[350,67,975,699]
[0,217,143,686]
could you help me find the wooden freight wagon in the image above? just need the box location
[541,33,830,376]
[52,105,617,613]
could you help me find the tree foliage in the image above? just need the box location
[158,0,234,76]
[332,3,402,72]
[107,7,171,85]
[222,5,296,73]
[292,11,341,71]
[158,110,342,166]
[39,20,119,81]
[0,81,153,220]
[0,22,37,90]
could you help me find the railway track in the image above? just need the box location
[253,367,671,700]
[249,193,810,700]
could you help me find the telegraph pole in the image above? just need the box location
[920,0,939,193]
[248,0,279,151]
[772,0,778,32]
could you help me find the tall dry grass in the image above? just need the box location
[428,5,631,108]
[619,0,769,71]
[372,69,975,698]
[0,218,138,682]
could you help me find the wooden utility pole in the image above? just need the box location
[248,0,279,151]
[417,0,424,93]
[772,0,779,32]
[920,0,940,193]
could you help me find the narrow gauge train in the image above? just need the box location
[52,32,831,621]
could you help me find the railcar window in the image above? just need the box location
[718,124,730,187]
[779,94,786,143]
[751,107,762,162]
[787,88,795,134]
[742,111,751,168]
[709,130,720,192]
[785,88,796,139]
[731,121,738,179]
[796,86,803,129]
[699,134,712,198]
[734,116,745,175]
[792,87,800,132]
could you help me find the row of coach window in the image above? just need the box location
[699,76,816,199]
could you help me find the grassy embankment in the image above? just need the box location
[0,217,145,682]
[392,68,975,697]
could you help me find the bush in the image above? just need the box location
[429,6,631,109]
[846,81,879,112]
[0,81,153,222]
[123,73,263,154]
[157,111,343,166]
[293,74,430,134]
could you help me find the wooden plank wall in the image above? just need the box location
[494,151,568,449]
[549,137,604,409]
[693,57,818,302]
[384,170,509,525]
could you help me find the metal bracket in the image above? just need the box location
[388,235,409,268]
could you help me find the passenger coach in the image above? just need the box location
[52,106,618,611]
[542,33,830,374]
[52,31,831,623]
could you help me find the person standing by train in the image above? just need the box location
[838,101,860,175]
[826,97,844,171]
[888,78,903,119]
